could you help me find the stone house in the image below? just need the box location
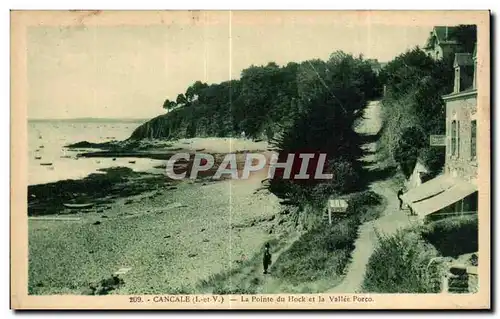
[401,43,479,295]
[444,50,477,182]
[401,45,478,219]
[423,26,461,60]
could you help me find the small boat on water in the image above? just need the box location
[34,156,42,160]
[63,203,94,209]
[128,160,136,164]
[39,146,44,149]
[40,163,52,166]
[112,158,116,161]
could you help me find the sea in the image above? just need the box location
[28,119,164,186]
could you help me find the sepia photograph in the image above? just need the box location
[10,10,490,309]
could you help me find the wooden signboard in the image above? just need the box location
[430,135,446,146]
[327,199,349,225]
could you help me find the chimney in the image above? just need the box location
[453,53,474,93]
[454,64,460,93]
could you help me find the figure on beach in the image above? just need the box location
[263,242,272,274]
[397,188,404,210]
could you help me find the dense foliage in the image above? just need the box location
[131,52,381,205]
[271,190,383,285]
[378,25,476,178]
[421,214,478,257]
[132,52,380,140]
[272,218,358,284]
[362,229,442,293]
[268,52,380,204]
[132,62,305,140]
[377,49,454,178]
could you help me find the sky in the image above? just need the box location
[27,12,432,119]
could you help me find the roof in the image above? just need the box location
[434,26,459,43]
[401,174,477,217]
[367,59,387,73]
[454,53,474,67]
[424,26,459,49]
[442,88,478,101]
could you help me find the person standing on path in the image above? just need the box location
[263,243,272,274]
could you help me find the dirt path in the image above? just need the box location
[328,101,417,293]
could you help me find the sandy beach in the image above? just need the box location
[28,137,283,294]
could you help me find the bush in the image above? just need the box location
[272,189,384,284]
[327,160,361,193]
[347,191,385,223]
[421,215,478,257]
[272,219,358,283]
[362,229,442,293]
[419,147,445,178]
[348,190,383,208]
[393,127,426,178]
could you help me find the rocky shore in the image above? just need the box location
[29,137,283,295]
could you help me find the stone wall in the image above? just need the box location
[442,265,478,294]
[444,92,478,182]
[468,273,479,293]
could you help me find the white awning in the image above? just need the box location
[401,174,456,204]
[411,181,477,217]
[401,174,477,217]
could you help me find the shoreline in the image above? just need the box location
[28,137,283,295]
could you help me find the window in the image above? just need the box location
[473,61,477,89]
[457,121,460,157]
[451,120,457,155]
[471,120,477,158]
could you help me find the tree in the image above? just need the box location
[176,93,187,105]
[269,52,376,203]
[162,99,176,111]
[185,81,208,102]
[393,127,426,178]
[379,47,455,177]
[162,99,171,110]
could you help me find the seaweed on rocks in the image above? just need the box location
[27,167,172,216]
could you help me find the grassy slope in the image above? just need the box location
[362,215,478,293]
[197,191,385,294]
